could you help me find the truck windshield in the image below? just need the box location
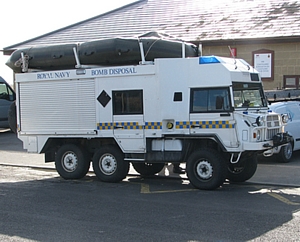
[232,82,267,108]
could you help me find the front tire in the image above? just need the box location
[227,153,257,182]
[55,144,90,179]
[92,146,129,182]
[278,142,293,163]
[186,149,226,190]
[132,162,165,176]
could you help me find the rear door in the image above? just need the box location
[112,89,145,152]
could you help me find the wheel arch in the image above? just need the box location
[182,135,227,160]
[42,137,118,162]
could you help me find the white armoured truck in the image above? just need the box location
[15,56,290,190]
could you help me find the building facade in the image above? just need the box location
[3,0,300,90]
[202,41,300,90]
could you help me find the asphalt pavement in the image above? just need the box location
[1,128,300,187]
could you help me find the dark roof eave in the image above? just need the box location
[192,35,300,46]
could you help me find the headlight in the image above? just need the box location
[253,130,261,141]
[256,130,261,141]
[281,114,289,124]
[256,116,264,126]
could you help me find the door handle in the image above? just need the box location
[220,113,231,117]
[114,126,124,129]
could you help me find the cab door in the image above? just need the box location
[189,87,238,148]
[112,89,145,152]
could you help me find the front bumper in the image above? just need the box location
[241,132,292,152]
[269,132,293,148]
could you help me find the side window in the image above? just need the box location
[173,92,183,102]
[0,83,13,101]
[113,90,143,115]
[191,89,208,112]
[191,88,231,113]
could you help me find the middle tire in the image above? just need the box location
[92,145,129,182]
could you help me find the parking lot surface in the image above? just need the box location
[1,128,300,187]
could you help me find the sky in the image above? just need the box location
[0,0,136,84]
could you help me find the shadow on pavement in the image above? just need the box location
[0,165,300,241]
[0,129,23,152]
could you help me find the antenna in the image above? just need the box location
[228,46,237,69]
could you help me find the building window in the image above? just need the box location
[113,90,143,115]
[283,75,300,89]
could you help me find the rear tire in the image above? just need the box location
[186,149,226,190]
[55,144,90,179]
[92,146,129,182]
[132,162,165,176]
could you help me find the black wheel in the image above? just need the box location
[278,142,293,163]
[186,149,226,190]
[92,146,129,182]
[8,101,17,133]
[132,162,165,176]
[55,144,90,179]
[227,153,257,182]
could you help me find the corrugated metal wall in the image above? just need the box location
[19,79,96,133]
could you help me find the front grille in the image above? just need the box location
[267,128,280,140]
[266,114,280,140]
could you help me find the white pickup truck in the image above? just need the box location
[0,76,15,130]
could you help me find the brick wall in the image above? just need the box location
[202,42,300,90]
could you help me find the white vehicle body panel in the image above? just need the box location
[15,56,284,154]
[269,101,300,153]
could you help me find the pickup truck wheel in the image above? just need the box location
[55,144,90,179]
[227,154,257,182]
[92,146,129,182]
[278,142,293,163]
[186,149,226,190]
[132,162,165,176]
[8,101,17,133]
